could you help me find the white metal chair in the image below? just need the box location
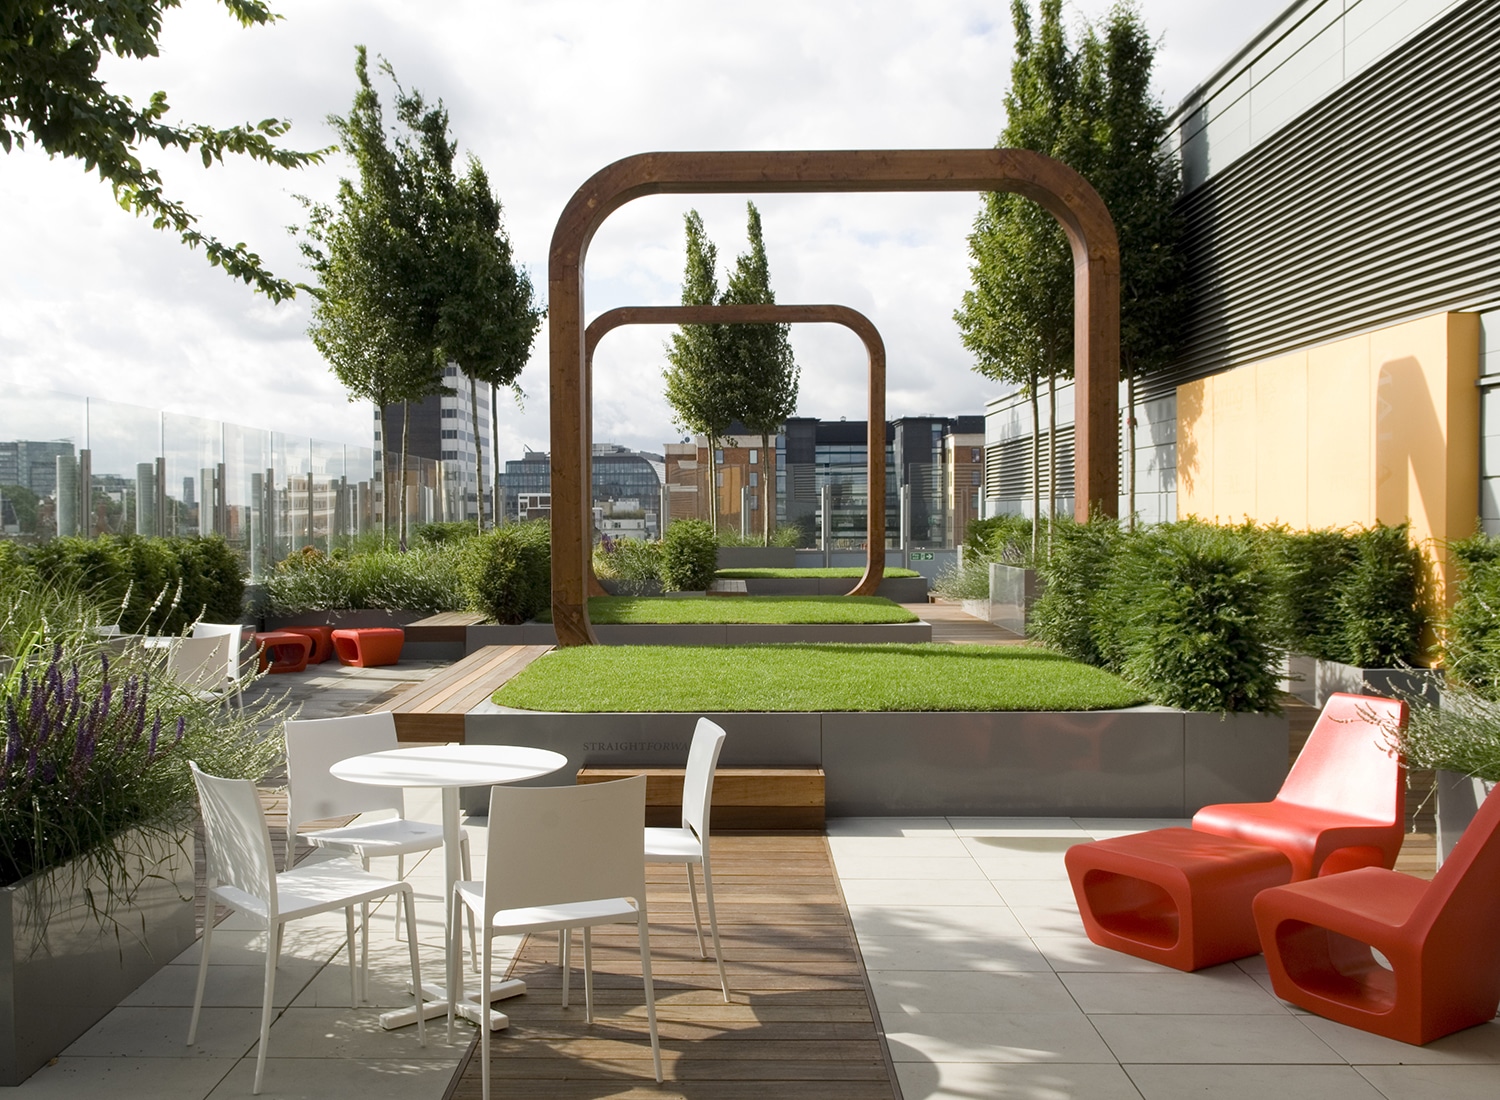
[647,717,729,1000]
[452,775,662,1100]
[188,762,425,1095]
[191,622,246,708]
[283,712,476,966]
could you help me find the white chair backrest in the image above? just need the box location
[167,634,228,692]
[681,717,727,840]
[485,776,646,917]
[284,712,404,829]
[192,623,245,680]
[191,761,278,912]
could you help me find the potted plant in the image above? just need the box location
[1389,684,1500,865]
[0,572,285,1085]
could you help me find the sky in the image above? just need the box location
[0,0,1290,461]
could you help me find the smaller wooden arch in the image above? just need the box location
[585,304,888,603]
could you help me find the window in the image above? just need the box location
[715,472,723,487]
[441,430,458,439]
[749,472,758,487]
[749,449,758,464]
[750,494,758,509]
[714,449,724,464]
[441,408,458,418]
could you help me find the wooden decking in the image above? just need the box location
[391,644,552,742]
[446,834,896,1100]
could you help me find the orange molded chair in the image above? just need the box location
[1253,783,1500,1045]
[1193,693,1407,880]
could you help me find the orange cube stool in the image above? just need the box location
[1066,827,1292,971]
[330,627,404,668]
[252,631,313,674]
[281,624,335,664]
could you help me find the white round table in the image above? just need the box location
[331,743,567,1031]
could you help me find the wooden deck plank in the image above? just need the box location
[445,835,897,1099]
[391,643,552,743]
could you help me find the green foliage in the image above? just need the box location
[932,557,993,600]
[1101,522,1282,713]
[262,545,463,615]
[715,567,922,580]
[494,643,1145,714]
[715,526,801,548]
[659,520,718,592]
[1,1,326,300]
[1262,526,1356,659]
[1028,516,1123,665]
[663,211,731,446]
[593,538,663,596]
[13,535,241,633]
[0,574,286,888]
[414,521,479,546]
[1336,523,1424,668]
[458,521,551,624]
[0,484,39,533]
[1393,684,1500,782]
[1446,531,1500,696]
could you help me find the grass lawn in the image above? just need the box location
[492,644,1145,712]
[537,595,918,624]
[715,566,922,579]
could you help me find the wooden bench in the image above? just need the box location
[576,767,825,830]
[390,644,552,743]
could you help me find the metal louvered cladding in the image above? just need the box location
[985,427,1075,504]
[1143,0,1500,402]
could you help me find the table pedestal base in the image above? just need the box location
[379,977,527,1031]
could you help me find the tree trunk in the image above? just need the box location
[399,401,410,552]
[378,400,392,547]
[1126,367,1137,531]
[491,385,502,528]
[707,437,719,534]
[1029,376,1040,563]
[468,373,484,535]
[1047,369,1057,560]
[762,431,771,545]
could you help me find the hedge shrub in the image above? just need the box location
[594,537,663,595]
[1446,531,1500,697]
[1336,522,1423,667]
[660,520,718,592]
[1028,517,1123,666]
[459,521,552,624]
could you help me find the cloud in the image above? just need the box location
[1,0,1287,460]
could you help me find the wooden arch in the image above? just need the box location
[586,304,889,603]
[550,149,1120,646]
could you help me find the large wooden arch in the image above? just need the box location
[586,304,889,603]
[551,149,1120,646]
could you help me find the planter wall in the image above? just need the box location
[1435,769,1499,866]
[464,705,1288,818]
[737,576,930,601]
[0,826,195,1085]
[717,547,798,569]
[1313,660,1442,708]
[466,619,933,652]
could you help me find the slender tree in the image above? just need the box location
[2,0,326,299]
[956,0,1185,545]
[663,211,734,531]
[720,203,798,543]
[391,84,542,532]
[297,47,438,545]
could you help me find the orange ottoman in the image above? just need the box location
[330,627,404,668]
[1065,827,1292,971]
[252,631,313,674]
[281,624,335,664]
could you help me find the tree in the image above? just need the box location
[663,210,734,531]
[297,47,439,546]
[392,86,542,533]
[0,484,38,534]
[1,0,326,300]
[721,202,798,543]
[955,0,1186,545]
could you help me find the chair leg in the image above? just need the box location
[401,887,426,1048]
[446,889,463,1044]
[254,917,281,1095]
[685,862,706,957]
[701,854,729,1001]
[461,834,478,969]
[345,906,360,1007]
[560,928,571,1008]
[480,924,493,1100]
[394,854,405,938]
[187,900,215,1045]
[583,926,594,1024]
[636,912,663,1083]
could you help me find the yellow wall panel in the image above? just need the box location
[1253,352,1309,527]
[1305,334,1372,529]
[1177,311,1481,624]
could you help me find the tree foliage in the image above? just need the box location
[1,0,326,299]
[955,0,1186,531]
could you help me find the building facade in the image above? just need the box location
[497,445,664,538]
[377,366,493,523]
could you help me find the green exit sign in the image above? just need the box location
[909,552,934,561]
